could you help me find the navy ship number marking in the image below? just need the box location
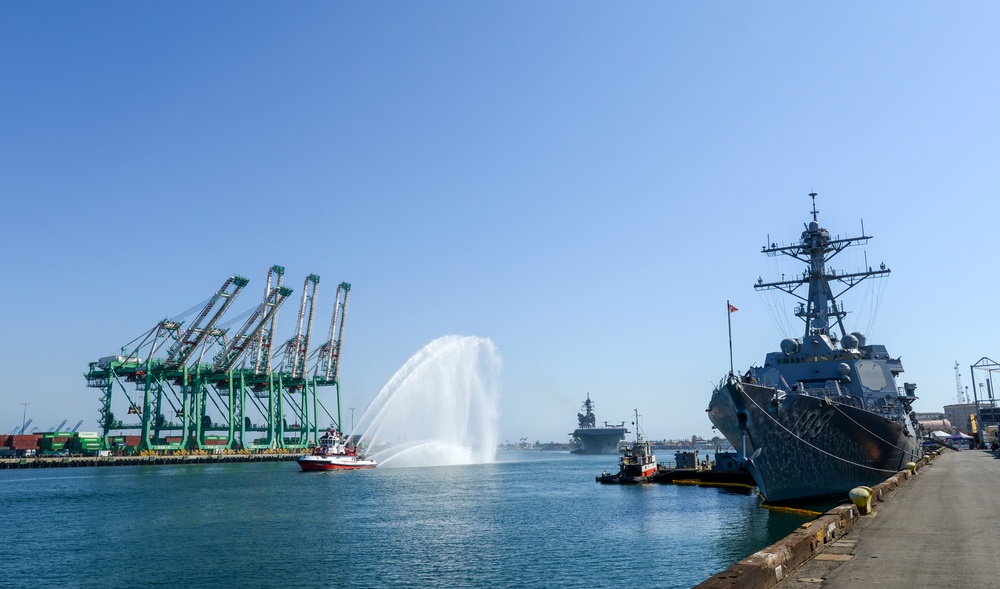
[789,408,835,441]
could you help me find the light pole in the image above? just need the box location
[19,402,28,433]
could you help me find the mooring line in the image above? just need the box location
[737,383,899,474]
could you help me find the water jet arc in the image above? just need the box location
[354,335,501,468]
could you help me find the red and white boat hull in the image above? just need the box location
[299,428,377,471]
[298,454,377,471]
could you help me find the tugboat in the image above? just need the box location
[298,428,377,471]
[707,193,922,503]
[570,394,627,454]
[596,410,658,484]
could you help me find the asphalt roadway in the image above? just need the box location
[778,448,1000,588]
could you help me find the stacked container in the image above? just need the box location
[11,434,39,452]
[67,432,103,455]
[39,434,71,454]
[203,435,228,446]
[0,435,14,457]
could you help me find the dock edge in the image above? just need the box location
[692,449,941,589]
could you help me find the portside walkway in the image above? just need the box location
[779,449,1000,587]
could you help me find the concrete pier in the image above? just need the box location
[778,449,1000,587]
[695,452,932,589]
[0,453,301,469]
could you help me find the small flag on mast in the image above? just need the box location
[726,300,737,374]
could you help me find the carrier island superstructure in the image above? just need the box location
[570,394,627,454]
[84,265,351,453]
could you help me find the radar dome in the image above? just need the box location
[837,363,851,376]
[841,334,859,350]
[851,332,866,347]
[809,221,819,230]
[780,338,800,354]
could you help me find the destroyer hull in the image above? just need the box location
[571,428,626,454]
[708,378,922,503]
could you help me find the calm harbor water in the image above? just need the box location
[0,451,809,589]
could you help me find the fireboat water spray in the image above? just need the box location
[353,335,501,468]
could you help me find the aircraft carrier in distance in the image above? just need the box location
[570,394,627,454]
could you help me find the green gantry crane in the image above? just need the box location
[84,266,352,454]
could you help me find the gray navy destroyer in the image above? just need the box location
[570,395,627,454]
[707,194,922,503]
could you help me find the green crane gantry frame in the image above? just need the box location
[84,266,352,453]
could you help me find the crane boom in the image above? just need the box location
[283,274,320,379]
[213,286,294,372]
[248,265,285,374]
[166,276,249,367]
[315,282,351,382]
[331,283,350,383]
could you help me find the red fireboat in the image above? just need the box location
[298,429,377,471]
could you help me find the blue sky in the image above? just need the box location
[3,2,999,442]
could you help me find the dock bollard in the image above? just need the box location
[849,486,873,515]
[906,461,917,474]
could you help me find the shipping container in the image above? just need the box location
[97,355,143,368]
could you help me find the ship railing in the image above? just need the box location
[756,376,780,389]
[797,381,855,400]
[869,400,904,419]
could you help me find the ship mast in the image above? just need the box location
[578,394,596,428]
[754,193,889,344]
